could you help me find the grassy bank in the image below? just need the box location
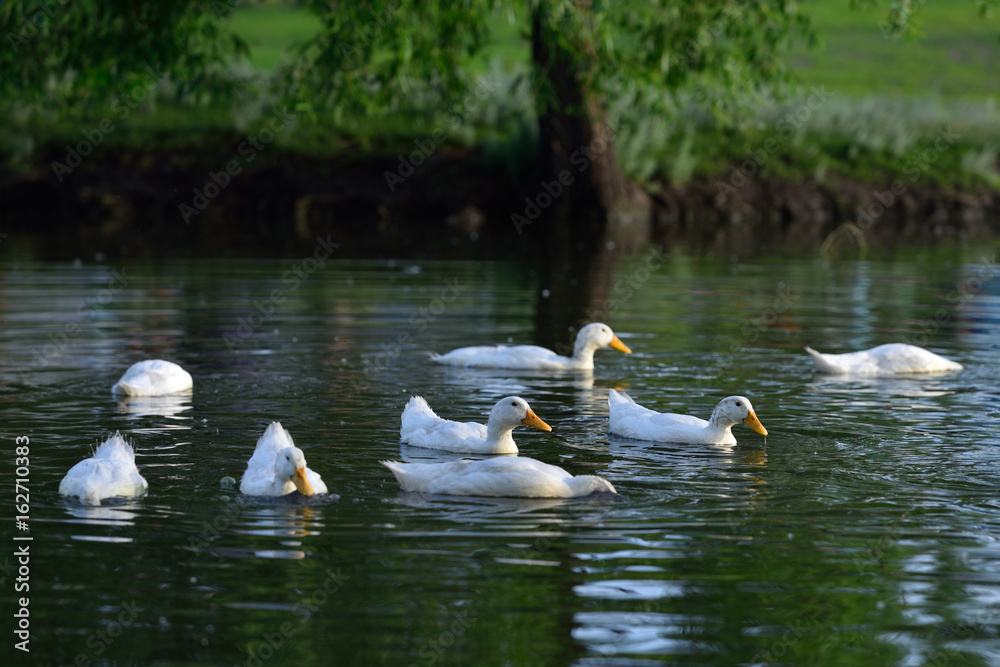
[2,2,998,193]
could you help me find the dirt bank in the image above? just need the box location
[2,143,998,260]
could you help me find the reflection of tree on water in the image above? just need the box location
[534,212,666,354]
[534,229,620,355]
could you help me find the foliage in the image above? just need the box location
[0,0,249,112]
[277,1,817,122]
[0,2,995,191]
[0,1,816,122]
[281,1,493,117]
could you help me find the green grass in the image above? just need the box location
[789,0,1000,99]
[227,6,321,70]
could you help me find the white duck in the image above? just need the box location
[430,322,631,370]
[381,457,617,498]
[59,432,148,505]
[805,344,963,376]
[112,359,193,397]
[240,422,327,497]
[608,390,768,445]
[400,396,551,454]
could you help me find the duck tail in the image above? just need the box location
[380,460,406,482]
[95,431,134,459]
[258,421,294,450]
[608,389,635,408]
[400,396,438,438]
[402,395,435,418]
[804,346,840,374]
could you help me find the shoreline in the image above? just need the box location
[2,146,998,261]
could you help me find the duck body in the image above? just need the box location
[805,344,963,376]
[430,322,631,370]
[112,359,193,397]
[608,390,768,445]
[382,457,616,498]
[400,396,551,454]
[240,422,327,497]
[59,433,148,505]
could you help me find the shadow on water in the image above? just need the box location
[534,221,621,353]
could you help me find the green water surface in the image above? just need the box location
[1,248,999,666]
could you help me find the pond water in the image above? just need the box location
[2,246,1000,666]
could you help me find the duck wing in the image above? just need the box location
[383,458,569,497]
[431,345,567,369]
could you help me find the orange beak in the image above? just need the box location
[743,411,768,436]
[521,408,552,432]
[291,466,315,496]
[609,335,632,354]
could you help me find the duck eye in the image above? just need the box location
[511,401,518,406]
[735,401,742,408]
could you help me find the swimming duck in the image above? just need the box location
[805,344,963,376]
[111,359,193,397]
[59,432,148,505]
[240,422,327,497]
[381,457,616,498]
[430,322,631,370]
[608,390,768,445]
[400,396,551,454]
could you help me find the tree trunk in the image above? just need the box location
[530,4,651,347]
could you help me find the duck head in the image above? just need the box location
[489,396,552,433]
[277,447,316,496]
[710,396,768,436]
[575,323,632,356]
